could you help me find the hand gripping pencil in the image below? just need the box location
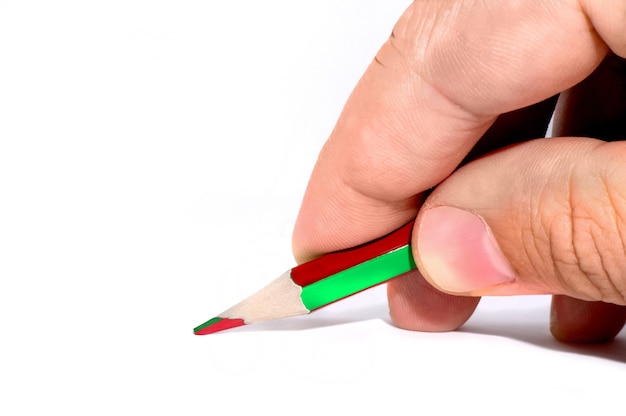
[194,222,416,335]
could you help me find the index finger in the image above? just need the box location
[292,0,614,262]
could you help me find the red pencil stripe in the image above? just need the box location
[290,222,413,287]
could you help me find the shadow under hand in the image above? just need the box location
[231,301,391,333]
[214,291,626,364]
[459,298,626,364]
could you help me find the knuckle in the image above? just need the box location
[547,168,626,305]
[582,0,626,57]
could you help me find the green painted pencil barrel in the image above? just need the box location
[300,245,416,311]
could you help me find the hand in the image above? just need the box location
[291,0,626,343]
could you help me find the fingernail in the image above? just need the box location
[417,206,515,293]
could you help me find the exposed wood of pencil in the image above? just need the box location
[193,270,310,335]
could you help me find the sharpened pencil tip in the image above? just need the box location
[194,317,245,335]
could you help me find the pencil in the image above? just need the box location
[194,222,415,335]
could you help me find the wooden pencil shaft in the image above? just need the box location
[193,222,416,334]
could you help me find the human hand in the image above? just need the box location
[292,0,626,343]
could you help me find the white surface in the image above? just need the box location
[0,1,624,415]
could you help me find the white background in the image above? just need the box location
[1,1,625,415]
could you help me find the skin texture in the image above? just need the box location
[292,0,626,343]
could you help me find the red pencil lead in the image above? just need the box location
[194,317,245,335]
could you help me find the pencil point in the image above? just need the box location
[194,317,245,335]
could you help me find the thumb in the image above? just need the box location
[414,137,626,305]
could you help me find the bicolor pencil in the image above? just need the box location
[194,222,416,335]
